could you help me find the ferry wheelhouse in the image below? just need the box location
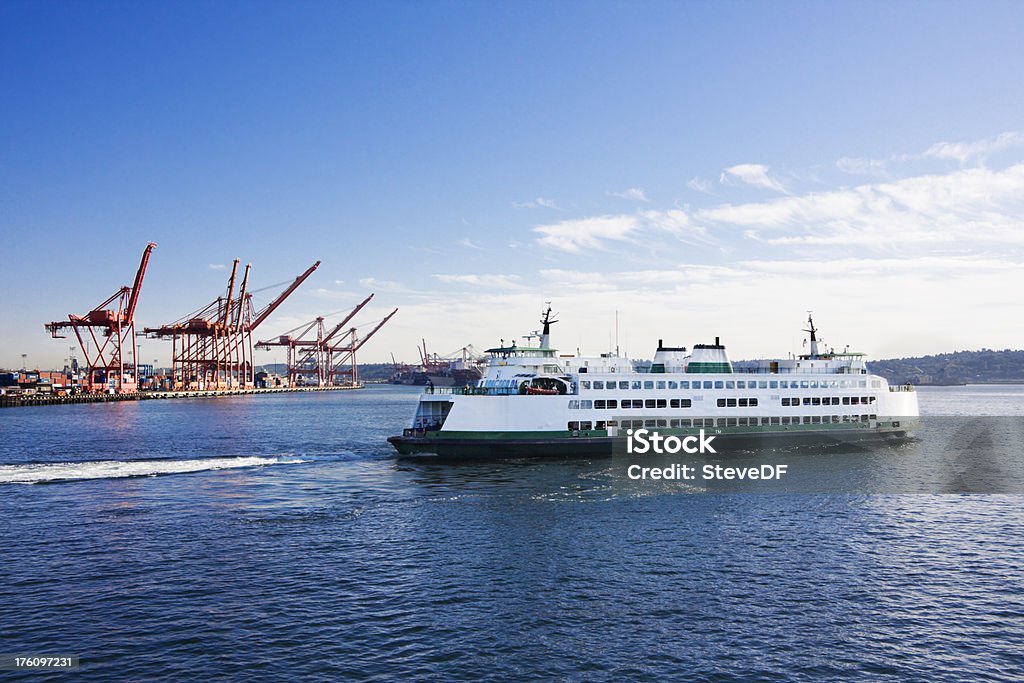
[388,309,919,458]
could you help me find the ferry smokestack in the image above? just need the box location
[715,336,720,346]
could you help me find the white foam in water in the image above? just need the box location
[0,456,307,484]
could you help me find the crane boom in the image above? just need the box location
[352,308,398,352]
[124,242,156,323]
[250,261,320,331]
[323,293,375,343]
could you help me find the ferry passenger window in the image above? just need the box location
[656,381,666,390]
[681,399,692,408]
[632,381,642,390]
[727,418,737,427]
[780,417,789,425]
[568,400,580,409]
[680,381,689,389]
[704,418,715,427]
[668,381,678,390]
[726,381,735,389]
[581,381,591,390]
[750,398,758,407]
[593,381,604,390]
[607,383,616,391]
[770,417,780,425]
[670,419,680,428]
[594,400,606,409]
[581,400,593,409]
[580,421,593,430]
[802,398,811,406]
[781,398,789,406]
[769,381,779,388]
[759,381,768,389]
[644,399,657,408]
[803,416,811,424]
[703,381,713,389]
[717,398,727,407]
[851,397,860,405]
[607,421,618,427]
[618,381,628,390]
[832,416,840,423]
[832,397,840,405]
[737,381,746,389]
[644,420,657,428]
[714,381,724,389]
[812,416,821,424]
[800,381,809,389]
[643,381,654,390]
[717,418,727,427]
[737,417,747,426]
[596,421,606,430]
[607,400,617,409]
[681,419,692,427]
[568,422,580,430]
[738,398,748,407]
[657,419,667,428]
[812,397,821,406]
[656,399,666,408]
[726,398,737,407]
[842,397,850,405]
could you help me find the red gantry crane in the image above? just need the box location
[326,307,399,387]
[45,242,156,394]
[255,295,397,388]
[145,260,320,390]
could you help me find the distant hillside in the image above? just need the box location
[868,349,1024,385]
[256,362,395,382]
[257,351,1024,386]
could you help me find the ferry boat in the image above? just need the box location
[388,308,919,458]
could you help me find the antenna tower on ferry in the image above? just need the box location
[540,303,558,349]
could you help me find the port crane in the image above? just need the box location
[255,293,383,387]
[145,260,320,390]
[45,242,156,394]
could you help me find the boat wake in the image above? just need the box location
[0,456,308,485]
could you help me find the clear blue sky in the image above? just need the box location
[3,1,1023,369]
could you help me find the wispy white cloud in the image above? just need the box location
[533,210,708,253]
[534,215,639,253]
[207,263,227,270]
[459,237,484,250]
[919,131,1024,165]
[358,277,407,291]
[699,163,1024,246]
[610,187,649,202]
[836,156,890,177]
[838,131,1024,176]
[433,273,523,288]
[720,164,786,192]
[514,196,559,209]
[687,177,713,193]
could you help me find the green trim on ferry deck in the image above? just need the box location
[425,420,886,440]
[685,362,733,374]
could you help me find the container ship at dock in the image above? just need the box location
[388,308,920,458]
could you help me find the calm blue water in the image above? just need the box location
[1,385,1023,681]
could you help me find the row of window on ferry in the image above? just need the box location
[568,395,877,410]
[567,414,879,431]
[579,378,876,391]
